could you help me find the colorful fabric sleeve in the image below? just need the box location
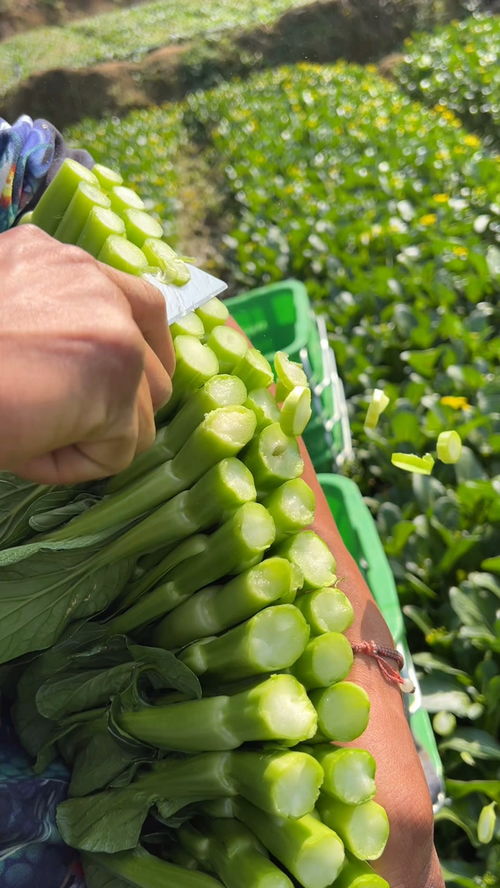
[0,114,93,232]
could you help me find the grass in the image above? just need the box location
[0,0,309,98]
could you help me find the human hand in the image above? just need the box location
[301,447,444,888]
[0,225,174,485]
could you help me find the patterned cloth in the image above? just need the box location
[0,707,85,887]
[0,115,93,232]
[0,116,92,885]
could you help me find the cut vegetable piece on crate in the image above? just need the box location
[280,386,312,437]
[274,351,308,402]
[116,674,317,751]
[234,798,345,888]
[31,158,98,234]
[306,747,376,806]
[317,796,389,861]
[390,452,435,475]
[196,296,229,330]
[295,587,354,635]
[155,556,294,648]
[243,422,304,493]
[55,182,111,244]
[179,603,310,679]
[98,234,149,276]
[309,682,370,742]
[291,632,354,689]
[275,531,336,590]
[436,430,462,464]
[263,478,315,541]
[77,206,126,257]
[363,389,390,431]
[206,325,249,373]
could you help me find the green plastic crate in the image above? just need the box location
[226,281,353,470]
[225,279,312,363]
[318,473,444,792]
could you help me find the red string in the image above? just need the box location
[351,640,415,693]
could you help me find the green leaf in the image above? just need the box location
[419,673,476,718]
[82,857,130,888]
[434,805,479,847]
[0,548,133,664]
[446,780,500,803]
[0,474,77,548]
[57,787,154,853]
[36,662,136,720]
[440,728,500,762]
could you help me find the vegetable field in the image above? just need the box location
[396,14,500,143]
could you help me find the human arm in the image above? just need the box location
[302,444,443,888]
[0,225,174,485]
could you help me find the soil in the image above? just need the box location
[0,0,147,41]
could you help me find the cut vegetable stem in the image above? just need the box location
[154,556,294,648]
[117,674,317,751]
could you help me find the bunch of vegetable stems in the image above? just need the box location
[2,159,391,888]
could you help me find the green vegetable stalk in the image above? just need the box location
[98,234,149,276]
[243,422,304,493]
[179,604,310,679]
[275,531,336,590]
[245,387,281,429]
[262,478,316,541]
[179,818,295,888]
[196,297,229,331]
[118,534,209,611]
[295,587,354,635]
[31,158,99,234]
[206,325,248,372]
[157,335,220,421]
[333,857,389,888]
[108,375,247,493]
[77,206,126,257]
[309,682,370,743]
[52,406,256,543]
[113,502,275,637]
[291,632,354,689]
[152,556,294,649]
[232,348,274,390]
[123,207,163,246]
[54,182,111,244]
[171,311,206,339]
[92,163,123,190]
[302,747,376,806]
[233,798,345,888]
[317,795,389,861]
[117,674,317,751]
[83,847,223,888]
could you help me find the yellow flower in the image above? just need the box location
[419,213,437,226]
[366,64,377,73]
[433,193,450,203]
[440,396,470,410]
[464,134,481,148]
[452,245,468,259]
